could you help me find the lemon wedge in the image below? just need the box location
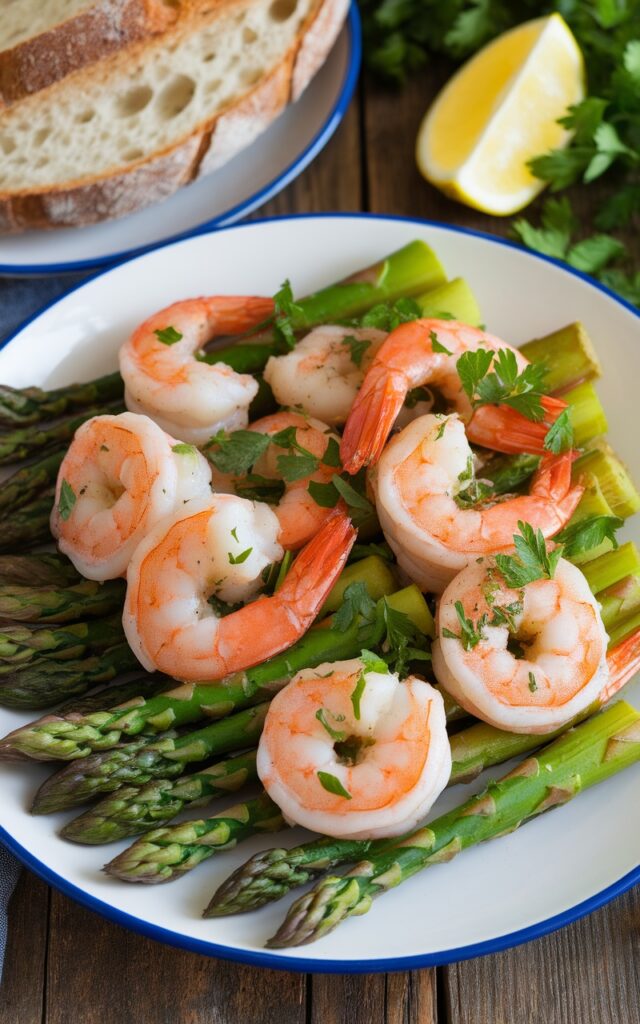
[416,14,585,215]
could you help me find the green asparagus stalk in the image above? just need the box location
[0,449,64,514]
[0,401,123,465]
[0,372,124,427]
[609,608,640,648]
[321,556,397,613]
[266,701,640,948]
[60,750,259,843]
[0,615,125,670]
[564,381,608,446]
[0,643,138,710]
[0,581,426,762]
[0,491,55,553]
[574,446,640,521]
[599,575,640,637]
[416,277,482,326]
[0,553,80,589]
[582,543,640,594]
[0,578,125,624]
[57,675,171,716]
[105,792,284,882]
[206,242,446,374]
[30,702,270,812]
[519,322,602,393]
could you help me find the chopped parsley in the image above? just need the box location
[171,443,197,456]
[430,330,452,355]
[342,334,371,367]
[441,600,488,651]
[154,326,183,345]
[331,581,377,633]
[273,279,304,351]
[317,770,351,799]
[227,547,253,565]
[528,672,538,693]
[58,479,77,521]
[381,600,432,677]
[315,708,347,742]
[543,408,575,454]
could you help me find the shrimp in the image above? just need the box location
[119,295,274,445]
[50,412,212,581]
[210,411,343,549]
[373,413,583,593]
[257,657,451,839]
[264,325,387,427]
[432,556,609,734]
[123,499,355,681]
[341,319,567,474]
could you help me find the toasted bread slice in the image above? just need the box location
[0,0,348,232]
[0,0,184,105]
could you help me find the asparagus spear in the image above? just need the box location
[0,580,428,762]
[0,615,125,670]
[30,702,270,812]
[0,401,123,465]
[0,491,55,553]
[267,701,640,948]
[60,750,259,843]
[105,792,285,882]
[57,674,171,716]
[0,553,80,589]
[0,578,125,624]
[0,449,65,514]
[0,643,138,710]
[204,628,640,917]
[519,322,602,393]
[0,372,124,427]
[206,242,446,374]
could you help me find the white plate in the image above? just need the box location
[0,8,360,277]
[1,214,639,973]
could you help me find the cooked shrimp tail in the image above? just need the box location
[341,365,405,474]
[601,628,640,703]
[271,505,357,632]
[466,395,569,455]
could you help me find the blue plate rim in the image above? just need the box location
[0,3,361,278]
[0,211,638,973]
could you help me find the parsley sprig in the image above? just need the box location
[206,427,340,486]
[457,347,548,422]
[495,521,563,588]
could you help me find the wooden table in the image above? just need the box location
[2,60,640,1024]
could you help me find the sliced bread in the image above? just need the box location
[0,0,348,232]
[0,0,183,105]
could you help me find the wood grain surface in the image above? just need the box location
[1,61,639,1024]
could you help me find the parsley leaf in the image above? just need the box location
[271,426,321,483]
[350,649,388,720]
[58,479,77,521]
[206,430,271,475]
[154,326,183,345]
[359,297,422,332]
[543,409,574,454]
[457,348,495,402]
[382,599,432,677]
[495,521,563,588]
[228,547,253,565]
[273,280,304,350]
[556,515,623,557]
[457,347,547,422]
[331,581,377,633]
[442,600,487,651]
[342,334,371,368]
[317,770,351,799]
[430,329,452,355]
[235,474,285,504]
[315,708,346,742]
[171,443,197,456]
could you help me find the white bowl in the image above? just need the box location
[0,213,638,972]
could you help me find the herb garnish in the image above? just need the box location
[58,479,77,521]
[317,771,352,799]
[495,521,563,588]
[154,326,183,345]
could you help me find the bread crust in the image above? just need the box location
[0,0,179,106]
[0,0,348,233]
